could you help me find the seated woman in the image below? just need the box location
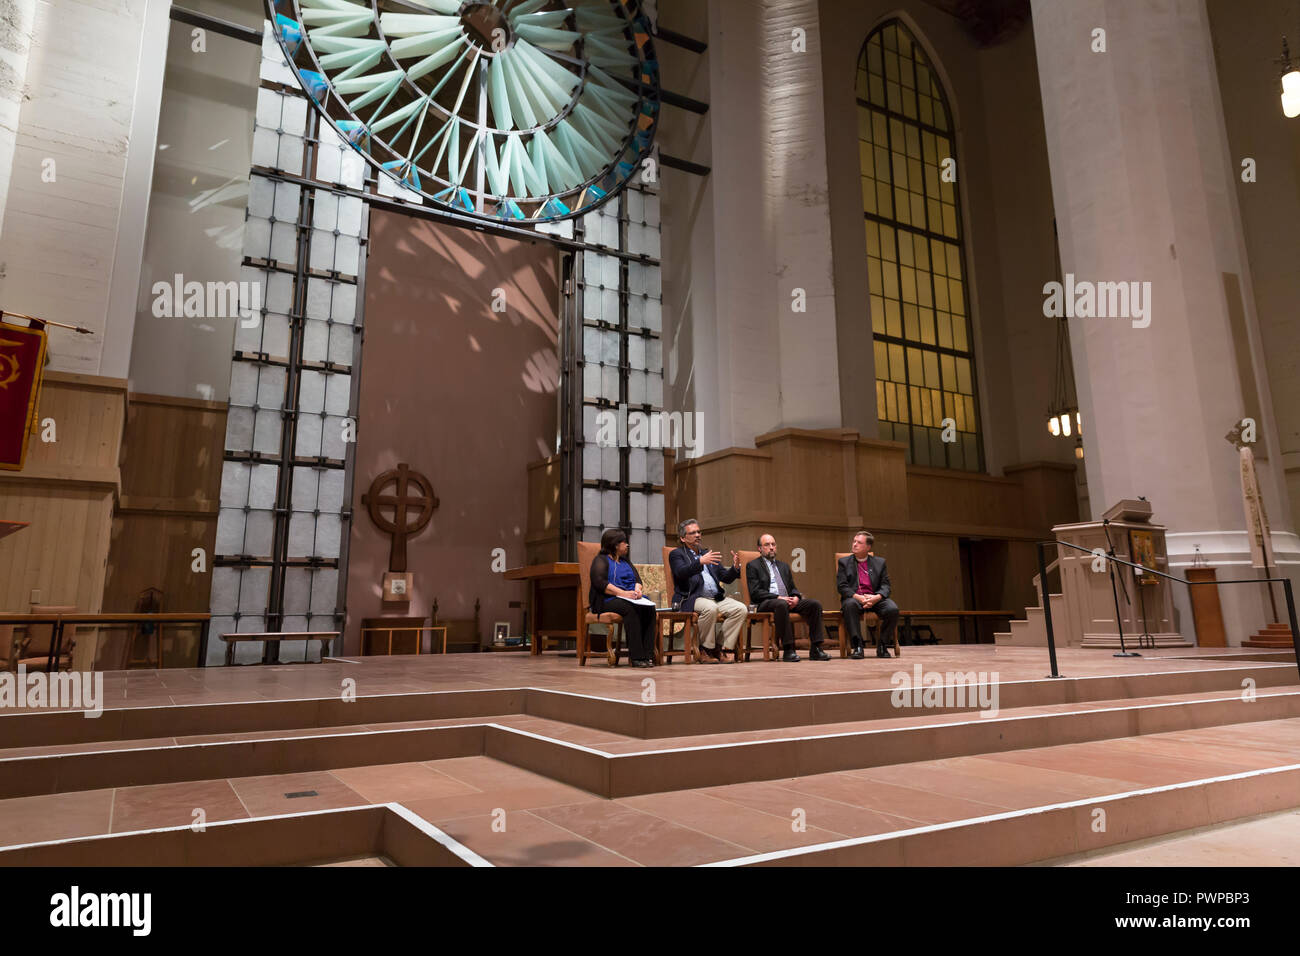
[589,528,658,668]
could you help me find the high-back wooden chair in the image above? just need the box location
[20,605,77,672]
[577,540,625,666]
[835,553,895,654]
[659,546,698,663]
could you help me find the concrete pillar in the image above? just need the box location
[1031,0,1299,643]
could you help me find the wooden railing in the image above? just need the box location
[0,612,211,671]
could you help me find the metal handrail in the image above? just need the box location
[1036,539,1299,681]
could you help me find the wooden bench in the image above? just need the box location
[221,631,339,665]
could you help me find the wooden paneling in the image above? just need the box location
[100,392,226,667]
[0,374,125,664]
[525,455,562,564]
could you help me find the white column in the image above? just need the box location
[1031,0,1299,643]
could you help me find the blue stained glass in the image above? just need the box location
[274,15,303,55]
[299,71,329,104]
[384,160,421,191]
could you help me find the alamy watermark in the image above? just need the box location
[0,665,103,718]
[1042,273,1151,328]
[889,664,1000,718]
[594,403,702,452]
[151,274,261,327]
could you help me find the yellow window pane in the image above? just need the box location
[871,294,885,334]
[922,131,936,163]
[903,302,918,339]
[940,353,955,389]
[867,40,883,75]
[952,315,968,352]
[925,162,939,196]
[942,203,957,237]
[934,278,949,311]
[900,54,914,87]
[952,395,965,431]
[920,307,936,344]
[934,99,947,129]
[931,389,943,425]
[910,193,925,226]
[861,177,876,213]
[900,266,917,303]
[890,117,905,147]
[956,356,971,394]
[916,63,931,93]
[917,274,932,307]
[946,244,961,278]
[874,146,890,181]
[867,256,882,292]
[856,69,869,99]
[873,111,887,143]
[870,74,885,105]
[908,157,923,189]
[913,234,929,269]
[931,239,947,275]
[902,87,916,119]
[894,188,910,224]
[898,27,912,56]
[876,378,886,413]
[885,51,899,82]
[892,152,908,188]
[887,81,901,112]
[948,277,964,314]
[859,142,873,174]
[924,350,940,387]
[918,95,933,126]
[886,299,902,337]
[865,221,879,257]
[907,347,923,385]
[880,226,896,261]
[888,342,904,379]
[874,339,887,373]
[965,395,976,430]
[897,233,913,265]
[937,311,953,348]
[876,181,891,214]
[885,383,896,421]
[882,263,899,300]
[883,24,896,50]
[940,178,954,204]
[927,199,942,232]
[905,124,921,156]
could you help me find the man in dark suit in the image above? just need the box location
[746,534,829,662]
[669,518,746,662]
[836,531,899,659]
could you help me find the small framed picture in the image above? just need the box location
[493,622,509,646]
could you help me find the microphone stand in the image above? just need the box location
[1103,518,1140,658]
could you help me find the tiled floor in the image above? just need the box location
[1,648,1295,865]
[8,718,1296,864]
[1064,808,1300,866]
[5,646,1291,713]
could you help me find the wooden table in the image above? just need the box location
[504,563,579,655]
[898,610,1017,645]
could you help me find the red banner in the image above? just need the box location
[0,321,46,470]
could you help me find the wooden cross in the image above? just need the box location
[361,463,438,572]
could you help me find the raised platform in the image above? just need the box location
[1,646,1297,866]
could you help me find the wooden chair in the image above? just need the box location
[431,599,481,652]
[659,546,699,663]
[737,550,849,660]
[122,587,164,669]
[18,605,77,672]
[577,540,627,666]
[834,552,897,655]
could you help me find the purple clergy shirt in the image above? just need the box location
[855,558,875,596]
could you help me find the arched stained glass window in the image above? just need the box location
[857,20,982,471]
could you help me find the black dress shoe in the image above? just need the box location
[849,645,865,660]
[876,645,892,658]
[782,649,801,662]
[809,646,830,661]
[631,659,652,668]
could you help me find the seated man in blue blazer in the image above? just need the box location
[669,518,746,662]
[836,530,899,659]
[746,534,829,662]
